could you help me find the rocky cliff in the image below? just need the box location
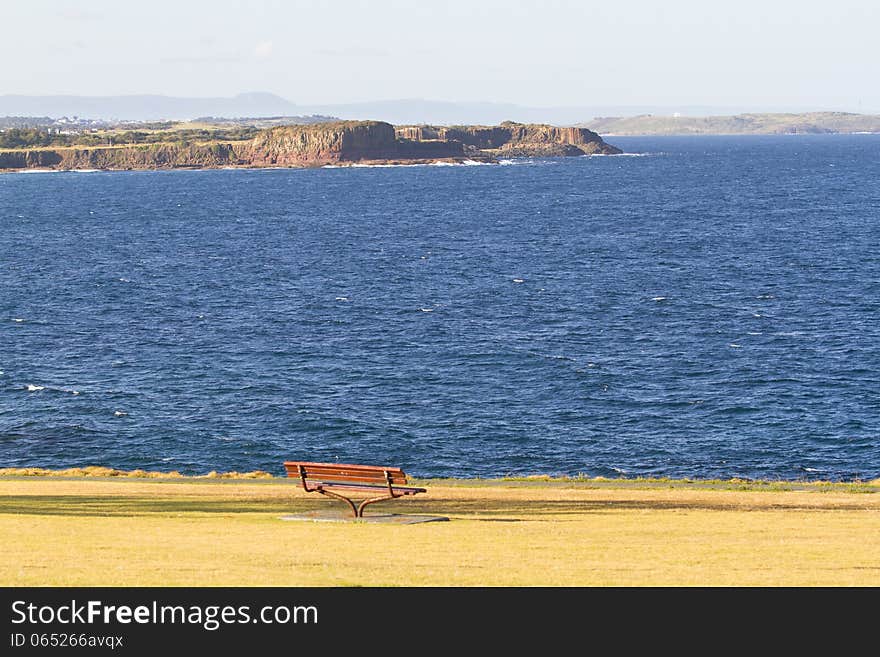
[395,121,621,155]
[0,120,620,171]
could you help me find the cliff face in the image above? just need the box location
[0,120,621,171]
[0,143,240,170]
[395,121,621,155]
[244,121,399,164]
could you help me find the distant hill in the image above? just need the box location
[0,93,766,125]
[583,113,880,135]
[0,93,298,121]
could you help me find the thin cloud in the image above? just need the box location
[60,9,101,21]
[253,41,274,59]
[318,46,390,57]
[160,54,242,64]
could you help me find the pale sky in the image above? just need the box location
[2,0,878,111]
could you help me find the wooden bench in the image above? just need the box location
[283,461,426,518]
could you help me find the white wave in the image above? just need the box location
[335,296,351,302]
[161,457,175,461]
[512,278,525,283]
[803,467,823,472]
[461,159,491,166]
[9,169,59,174]
[651,296,667,302]
[26,384,45,392]
[351,162,413,168]
[729,343,742,348]
[71,169,101,173]
[114,410,127,417]
[752,313,763,318]
[587,152,655,158]
[118,277,131,283]
[774,331,804,337]
[419,308,434,312]
[12,318,25,323]
[0,371,4,375]
[747,331,763,335]
[610,466,627,474]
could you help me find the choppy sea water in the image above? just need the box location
[1,135,879,479]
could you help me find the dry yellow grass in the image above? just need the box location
[1,476,878,586]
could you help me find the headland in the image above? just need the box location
[0,120,621,171]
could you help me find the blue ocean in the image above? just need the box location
[2,135,879,479]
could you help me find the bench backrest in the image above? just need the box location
[283,461,409,485]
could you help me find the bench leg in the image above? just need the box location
[315,488,358,517]
[357,494,398,518]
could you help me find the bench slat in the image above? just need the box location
[314,482,426,495]
[284,461,405,475]
[284,461,409,484]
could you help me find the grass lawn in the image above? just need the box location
[2,475,879,586]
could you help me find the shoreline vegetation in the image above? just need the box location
[2,466,877,491]
[0,120,620,172]
[2,472,879,585]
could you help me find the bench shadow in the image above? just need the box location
[0,494,870,519]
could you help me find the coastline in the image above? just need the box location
[2,466,877,490]
[0,120,621,172]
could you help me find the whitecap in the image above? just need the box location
[118,278,131,283]
[651,296,667,302]
[419,308,434,312]
[803,467,822,472]
[588,152,654,158]
[747,331,763,335]
[512,278,525,283]
[610,466,627,474]
[729,343,742,348]
[12,318,25,323]
[26,384,45,392]
[114,410,128,417]
[335,297,351,302]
